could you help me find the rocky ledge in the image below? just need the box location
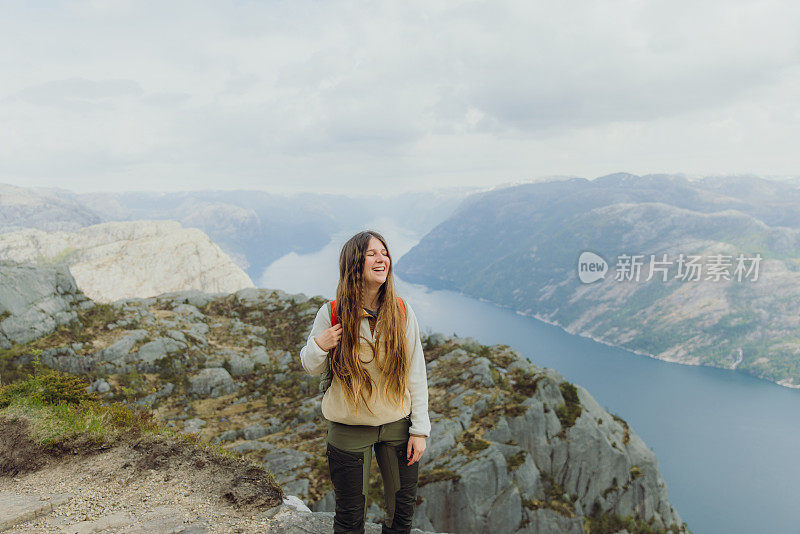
[0,220,254,303]
[0,263,690,533]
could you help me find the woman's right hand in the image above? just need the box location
[315,324,342,352]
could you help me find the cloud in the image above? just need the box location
[11,78,144,109]
[0,0,798,192]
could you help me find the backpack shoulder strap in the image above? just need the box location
[330,299,338,326]
[330,298,400,324]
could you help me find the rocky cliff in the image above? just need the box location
[0,261,93,350]
[0,220,254,303]
[0,263,689,533]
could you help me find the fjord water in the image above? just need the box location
[261,232,800,534]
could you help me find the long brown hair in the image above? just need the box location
[330,230,409,414]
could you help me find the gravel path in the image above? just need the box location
[0,443,283,533]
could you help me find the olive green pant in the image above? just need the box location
[325,415,420,534]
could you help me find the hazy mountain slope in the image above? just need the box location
[691,174,800,228]
[0,183,102,233]
[1,182,477,282]
[396,175,800,388]
[76,190,335,277]
[77,188,476,280]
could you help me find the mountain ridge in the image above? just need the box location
[396,174,800,388]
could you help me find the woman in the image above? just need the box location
[300,230,431,534]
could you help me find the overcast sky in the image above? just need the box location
[1,0,799,194]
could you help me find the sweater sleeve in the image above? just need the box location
[300,303,331,375]
[404,301,431,438]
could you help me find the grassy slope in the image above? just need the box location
[0,368,284,510]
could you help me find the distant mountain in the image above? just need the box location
[77,189,476,279]
[71,190,336,278]
[1,183,477,281]
[0,183,102,233]
[0,220,254,303]
[396,173,800,388]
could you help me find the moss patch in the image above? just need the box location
[418,467,461,486]
[584,501,690,534]
[506,450,527,473]
[610,412,631,446]
[460,430,491,453]
[554,381,582,433]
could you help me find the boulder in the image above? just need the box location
[229,354,255,376]
[243,424,269,440]
[0,262,89,347]
[133,336,185,364]
[188,368,236,398]
[182,418,206,434]
[93,378,111,393]
[217,429,240,442]
[96,330,149,364]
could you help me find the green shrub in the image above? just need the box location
[461,430,490,452]
[0,368,97,408]
[554,381,582,429]
[506,450,527,473]
[0,368,165,445]
[418,467,461,485]
[610,412,631,446]
[511,369,544,398]
[583,507,686,534]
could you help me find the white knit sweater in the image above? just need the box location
[299,299,431,438]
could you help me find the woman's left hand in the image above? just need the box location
[406,435,427,465]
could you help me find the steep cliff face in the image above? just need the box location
[0,220,254,303]
[312,336,686,534]
[0,264,688,533]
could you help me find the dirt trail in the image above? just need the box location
[0,416,288,533]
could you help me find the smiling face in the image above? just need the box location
[362,235,390,288]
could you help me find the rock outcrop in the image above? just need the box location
[0,264,689,533]
[0,261,92,349]
[0,220,254,303]
[307,337,686,533]
[415,342,682,533]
